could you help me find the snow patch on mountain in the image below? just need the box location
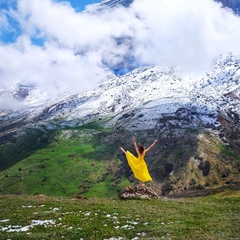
[85,0,134,12]
[0,54,239,133]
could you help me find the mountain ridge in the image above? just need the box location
[0,1,240,196]
[1,53,239,131]
[85,0,134,12]
[0,53,240,197]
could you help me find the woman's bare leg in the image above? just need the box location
[139,181,145,186]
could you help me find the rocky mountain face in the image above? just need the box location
[85,0,134,12]
[0,53,240,197]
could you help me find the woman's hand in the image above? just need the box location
[132,136,136,142]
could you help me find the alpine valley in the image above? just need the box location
[0,0,240,198]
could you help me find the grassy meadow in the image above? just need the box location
[0,190,240,239]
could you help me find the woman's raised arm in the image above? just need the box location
[132,136,139,153]
[145,139,158,152]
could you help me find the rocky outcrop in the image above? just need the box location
[119,184,160,200]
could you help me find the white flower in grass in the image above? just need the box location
[84,212,91,216]
[121,224,134,229]
[137,232,146,236]
[52,207,60,211]
[127,220,138,225]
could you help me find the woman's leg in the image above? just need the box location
[139,181,145,186]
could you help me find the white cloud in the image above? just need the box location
[0,36,107,96]
[0,0,240,110]
[0,92,23,110]
[131,0,240,71]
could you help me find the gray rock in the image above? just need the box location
[119,184,160,200]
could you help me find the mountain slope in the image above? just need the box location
[0,54,240,197]
[1,54,239,131]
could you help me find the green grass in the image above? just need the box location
[219,145,240,167]
[83,176,117,198]
[0,191,240,239]
[0,129,121,198]
[65,121,113,133]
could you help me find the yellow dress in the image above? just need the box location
[125,150,152,182]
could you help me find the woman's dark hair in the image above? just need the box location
[138,145,145,154]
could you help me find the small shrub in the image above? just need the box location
[161,181,173,195]
[202,161,211,176]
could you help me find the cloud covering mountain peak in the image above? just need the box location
[1,0,240,109]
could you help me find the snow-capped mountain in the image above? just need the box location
[1,53,240,196]
[1,0,240,197]
[1,53,239,137]
[85,0,134,12]
[2,0,240,131]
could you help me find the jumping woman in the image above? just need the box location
[120,136,158,184]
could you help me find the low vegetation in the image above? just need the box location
[1,125,240,198]
[0,127,125,197]
[0,190,240,239]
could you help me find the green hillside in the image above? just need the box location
[0,125,129,198]
[1,121,240,198]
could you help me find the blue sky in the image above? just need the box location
[0,0,100,11]
[56,0,100,11]
[0,0,101,44]
[1,0,240,110]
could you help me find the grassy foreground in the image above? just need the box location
[0,191,240,240]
